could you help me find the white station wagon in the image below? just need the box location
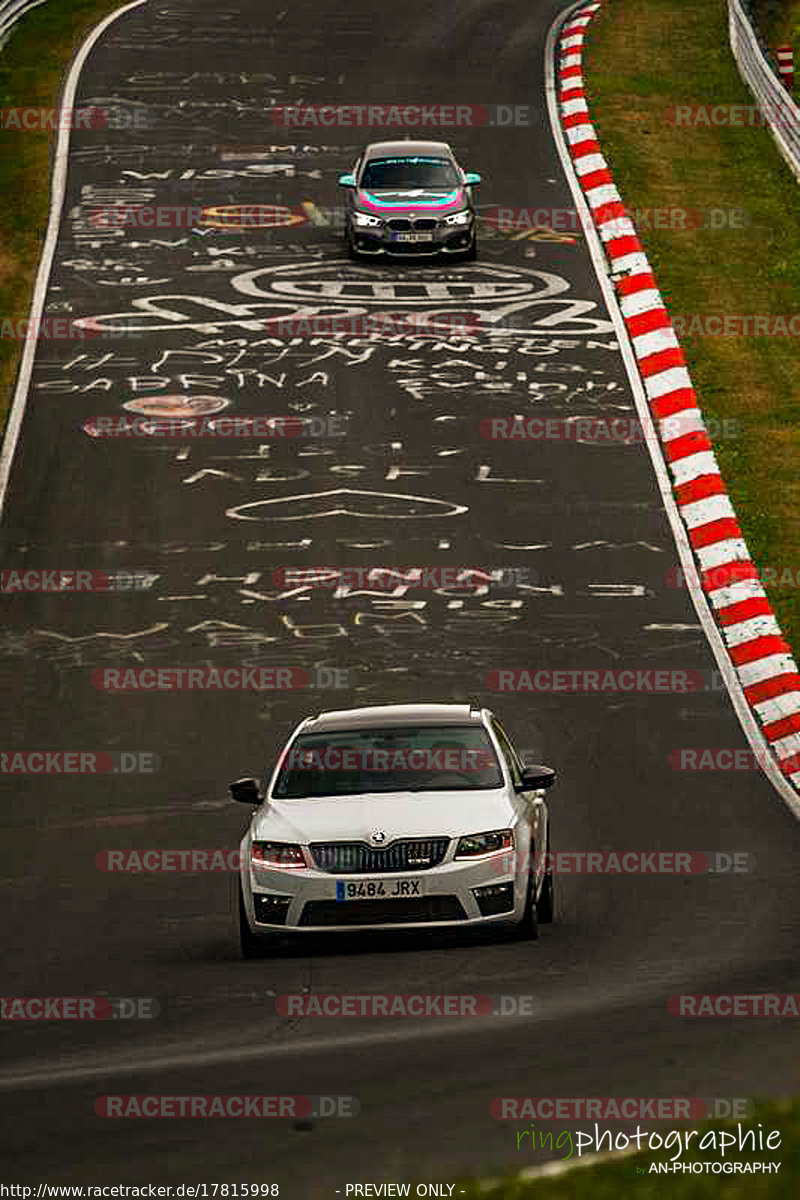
[231,702,556,957]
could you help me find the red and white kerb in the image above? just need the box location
[558,2,800,791]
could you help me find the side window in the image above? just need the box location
[490,720,523,788]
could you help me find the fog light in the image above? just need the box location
[472,882,515,915]
[253,893,292,925]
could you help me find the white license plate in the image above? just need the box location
[391,232,434,243]
[336,877,423,901]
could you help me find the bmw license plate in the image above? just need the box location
[336,877,423,900]
[390,232,433,243]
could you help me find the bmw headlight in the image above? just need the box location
[455,829,514,858]
[353,212,382,228]
[444,209,472,226]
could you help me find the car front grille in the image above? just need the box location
[386,217,439,231]
[299,896,466,926]
[309,838,450,874]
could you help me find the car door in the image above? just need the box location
[490,718,547,881]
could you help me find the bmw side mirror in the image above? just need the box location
[463,172,481,186]
[337,172,356,187]
[517,765,556,791]
[230,777,261,805]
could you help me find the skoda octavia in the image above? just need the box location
[231,703,555,957]
[337,141,480,259]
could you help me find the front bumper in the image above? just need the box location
[349,220,474,256]
[241,849,522,934]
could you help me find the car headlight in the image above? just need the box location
[444,209,472,226]
[454,829,514,858]
[251,841,308,869]
[353,212,382,228]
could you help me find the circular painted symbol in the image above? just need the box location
[200,205,307,229]
[122,395,230,417]
[230,260,570,306]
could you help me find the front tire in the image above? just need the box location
[536,868,554,924]
[239,882,275,959]
[464,231,477,261]
[515,867,539,940]
[345,223,359,261]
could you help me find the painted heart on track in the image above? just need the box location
[226,488,469,521]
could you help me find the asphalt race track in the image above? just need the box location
[1,0,799,1193]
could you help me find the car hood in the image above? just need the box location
[251,789,514,844]
[355,187,467,216]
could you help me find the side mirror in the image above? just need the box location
[337,172,356,187]
[463,171,481,186]
[517,765,556,792]
[230,777,261,805]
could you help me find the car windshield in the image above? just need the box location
[360,157,459,190]
[272,725,504,798]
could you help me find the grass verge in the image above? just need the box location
[581,0,800,654]
[0,0,134,435]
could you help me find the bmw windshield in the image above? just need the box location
[359,157,460,190]
[273,725,504,798]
